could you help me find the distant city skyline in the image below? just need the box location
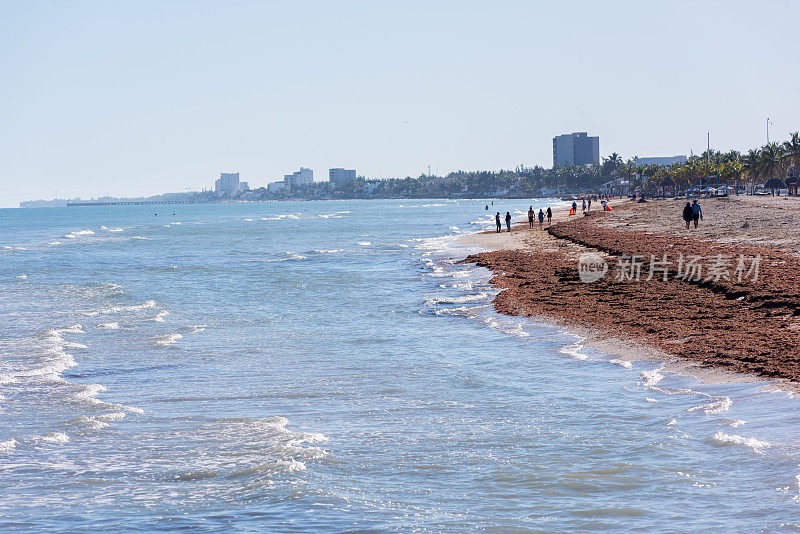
[2,1,800,208]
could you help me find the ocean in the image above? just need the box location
[1,199,799,532]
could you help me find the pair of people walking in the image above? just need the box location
[682,200,703,229]
[495,211,512,233]
[528,206,545,228]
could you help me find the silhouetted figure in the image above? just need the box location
[528,206,534,228]
[546,207,552,224]
[682,202,693,230]
[538,208,545,229]
[505,211,512,232]
[587,198,592,211]
[495,212,502,233]
[582,199,586,212]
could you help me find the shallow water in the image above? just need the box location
[1,199,799,532]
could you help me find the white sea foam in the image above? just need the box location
[243,218,254,221]
[560,343,587,360]
[425,292,490,305]
[688,395,732,415]
[65,230,95,239]
[428,268,473,279]
[640,367,664,386]
[152,310,169,322]
[313,249,343,254]
[610,359,633,368]
[72,384,109,406]
[433,305,489,317]
[710,431,771,452]
[356,241,371,246]
[96,411,126,421]
[97,322,119,329]
[38,432,70,444]
[155,333,182,347]
[48,241,62,245]
[80,300,156,316]
[180,324,208,334]
[725,419,746,428]
[501,322,530,338]
[0,439,18,453]
[260,252,308,262]
[71,415,110,430]
[16,274,27,280]
[100,226,124,232]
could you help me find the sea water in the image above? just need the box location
[0,199,799,532]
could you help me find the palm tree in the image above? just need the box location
[759,143,785,180]
[742,149,761,193]
[783,132,800,192]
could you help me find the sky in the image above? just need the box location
[1,0,799,207]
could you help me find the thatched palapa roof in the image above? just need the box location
[764,178,786,189]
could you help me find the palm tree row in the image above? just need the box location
[601,132,800,196]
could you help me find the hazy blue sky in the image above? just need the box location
[2,1,799,207]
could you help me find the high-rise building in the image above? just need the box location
[214,172,242,193]
[552,132,600,167]
[329,168,356,187]
[283,168,313,188]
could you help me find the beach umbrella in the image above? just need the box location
[764,178,786,189]
[764,177,786,196]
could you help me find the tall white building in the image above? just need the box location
[552,132,600,166]
[214,172,243,194]
[329,168,356,187]
[283,168,313,188]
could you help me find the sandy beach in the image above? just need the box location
[460,196,800,384]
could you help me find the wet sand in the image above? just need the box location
[460,197,800,383]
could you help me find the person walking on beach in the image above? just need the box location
[692,200,703,228]
[505,211,512,232]
[572,201,578,214]
[682,202,693,230]
[546,206,552,225]
[528,206,534,228]
[495,212,502,233]
[538,208,545,229]
[587,198,592,211]
[582,199,586,212]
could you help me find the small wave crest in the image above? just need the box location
[154,333,182,347]
[709,431,771,452]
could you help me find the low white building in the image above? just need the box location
[284,168,313,188]
[634,155,687,166]
[267,181,286,194]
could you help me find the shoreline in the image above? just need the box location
[457,197,800,392]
